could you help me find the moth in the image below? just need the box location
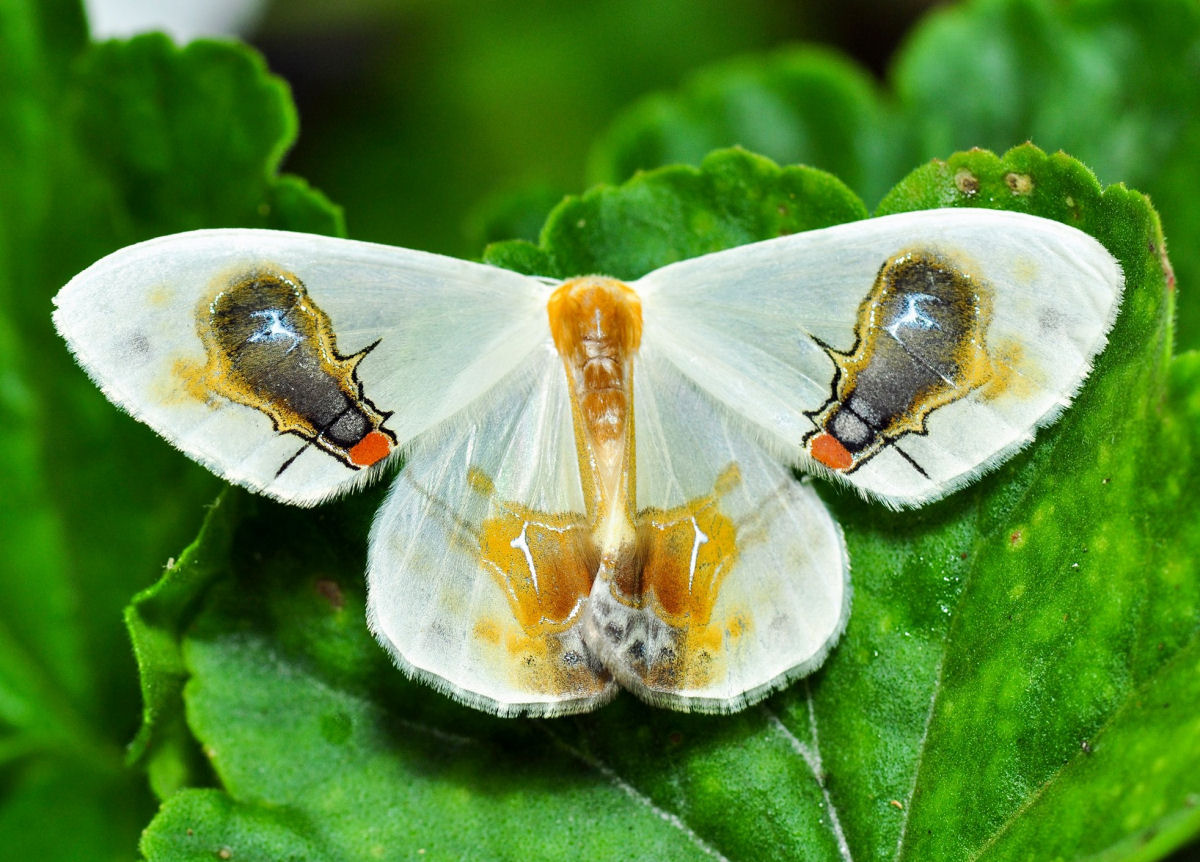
[54,208,1124,716]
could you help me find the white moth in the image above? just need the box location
[54,208,1124,716]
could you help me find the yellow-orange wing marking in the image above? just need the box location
[366,338,618,717]
[626,465,744,693]
[465,467,613,702]
[472,468,596,633]
[636,466,741,631]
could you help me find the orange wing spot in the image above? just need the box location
[725,612,750,639]
[348,430,392,467]
[810,432,854,471]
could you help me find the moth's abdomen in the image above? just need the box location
[807,251,993,473]
[198,271,395,469]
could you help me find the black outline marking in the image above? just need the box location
[273,371,397,474]
[801,251,987,477]
[274,396,387,479]
[274,441,311,479]
[802,328,879,474]
[891,444,932,480]
[204,272,397,475]
[257,340,397,473]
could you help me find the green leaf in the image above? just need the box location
[587,47,903,211]
[141,789,324,861]
[587,0,1200,351]
[125,492,241,797]
[485,148,868,278]
[0,7,342,857]
[134,147,1197,860]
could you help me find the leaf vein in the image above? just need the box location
[539,724,731,861]
[761,691,854,862]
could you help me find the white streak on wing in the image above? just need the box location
[509,520,538,594]
[247,308,302,352]
[688,516,708,592]
[885,293,942,341]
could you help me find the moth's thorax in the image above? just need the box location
[547,276,643,443]
[547,276,642,538]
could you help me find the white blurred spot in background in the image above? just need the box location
[83,0,267,40]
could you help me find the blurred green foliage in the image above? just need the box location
[256,0,1200,349]
[1,0,1198,859]
[251,0,817,255]
[0,2,338,858]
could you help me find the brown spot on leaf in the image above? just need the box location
[1005,172,1033,195]
[954,169,979,196]
[315,578,344,610]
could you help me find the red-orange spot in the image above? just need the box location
[810,432,854,471]
[348,430,391,467]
